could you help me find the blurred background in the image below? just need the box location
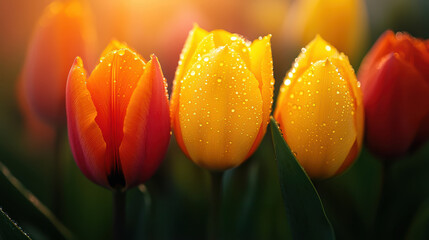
[0,0,428,239]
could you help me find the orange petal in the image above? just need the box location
[120,55,170,187]
[86,48,146,188]
[66,57,107,187]
[99,39,146,63]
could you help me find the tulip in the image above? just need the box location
[283,0,368,62]
[274,35,364,179]
[170,25,274,171]
[358,31,429,157]
[66,41,170,190]
[21,0,96,126]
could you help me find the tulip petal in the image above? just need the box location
[100,40,130,59]
[363,53,429,156]
[171,25,209,157]
[247,35,275,157]
[329,54,364,147]
[120,55,170,188]
[276,35,339,116]
[100,39,147,63]
[179,46,263,170]
[66,57,108,187]
[329,54,364,174]
[190,31,252,69]
[277,59,357,178]
[174,25,209,83]
[86,48,146,188]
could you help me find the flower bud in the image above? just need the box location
[66,41,170,190]
[274,35,364,179]
[171,25,274,171]
[358,31,429,157]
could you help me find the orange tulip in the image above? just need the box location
[66,41,170,190]
[21,0,96,126]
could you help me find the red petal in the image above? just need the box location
[66,57,108,187]
[363,53,429,156]
[120,55,170,187]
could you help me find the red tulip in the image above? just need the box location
[358,30,429,157]
[21,0,96,126]
[66,41,170,190]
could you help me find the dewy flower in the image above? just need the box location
[284,0,368,62]
[171,25,274,171]
[66,41,170,190]
[358,31,429,157]
[274,35,364,179]
[21,0,96,126]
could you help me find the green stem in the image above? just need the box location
[113,190,126,240]
[209,171,224,240]
[373,161,393,239]
[53,128,64,218]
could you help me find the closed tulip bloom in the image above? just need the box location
[22,0,96,126]
[66,41,170,190]
[284,0,368,62]
[274,36,364,179]
[358,31,429,157]
[171,25,274,171]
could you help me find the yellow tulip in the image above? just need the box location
[274,35,364,179]
[284,0,368,62]
[171,25,274,171]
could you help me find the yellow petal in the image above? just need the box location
[276,35,339,118]
[171,25,209,155]
[188,31,251,71]
[247,35,274,157]
[329,54,364,151]
[174,24,209,84]
[178,46,262,170]
[277,59,357,179]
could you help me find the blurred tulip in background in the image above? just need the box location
[274,36,364,179]
[66,41,170,190]
[20,0,96,127]
[171,26,274,170]
[358,30,429,158]
[283,0,368,64]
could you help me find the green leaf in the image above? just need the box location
[270,117,335,240]
[0,208,32,240]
